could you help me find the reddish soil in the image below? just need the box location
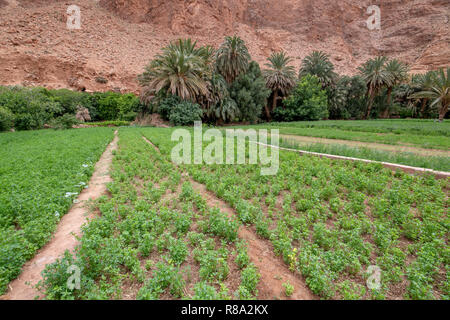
[0,131,119,300]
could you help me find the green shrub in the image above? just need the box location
[168,101,203,126]
[193,282,219,300]
[50,114,79,130]
[275,74,328,121]
[0,86,61,130]
[0,106,14,131]
[158,95,181,121]
[0,86,139,130]
[240,263,260,294]
[229,61,270,123]
[283,281,294,297]
[49,89,86,116]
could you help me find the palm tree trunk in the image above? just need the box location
[265,104,271,121]
[382,87,393,118]
[420,98,428,117]
[439,104,448,122]
[365,92,375,120]
[271,91,279,113]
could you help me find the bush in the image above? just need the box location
[229,61,270,123]
[0,86,61,130]
[168,101,203,126]
[0,106,14,131]
[275,74,328,121]
[158,95,182,121]
[0,86,141,131]
[50,89,86,116]
[50,114,79,130]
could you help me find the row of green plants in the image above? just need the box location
[278,138,450,172]
[235,123,450,151]
[142,127,449,300]
[138,36,449,125]
[0,128,115,294]
[259,119,450,137]
[36,128,260,300]
[0,86,141,131]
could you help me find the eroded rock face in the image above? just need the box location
[0,0,448,93]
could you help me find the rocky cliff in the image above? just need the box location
[0,0,448,93]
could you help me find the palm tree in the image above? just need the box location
[215,36,251,83]
[412,71,437,116]
[299,51,336,88]
[138,39,211,101]
[200,73,228,119]
[263,51,297,120]
[382,59,409,118]
[410,68,449,122]
[214,97,240,124]
[358,56,392,119]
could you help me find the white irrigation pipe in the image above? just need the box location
[251,141,450,180]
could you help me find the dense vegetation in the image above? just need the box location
[0,86,141,131]
[139,36,449,124]
[0,37,447,132]
[0,128,115,294]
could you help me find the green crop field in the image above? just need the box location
[0,128,115,294]
[227,120,450,171]
[29,126,449,300]
[1,123,448,300]
[233,120,450,150]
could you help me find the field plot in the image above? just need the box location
[231,120,450,171]
[247,120,450,149]
[10,126,449,300]
[37,129,261,300]
[0,128,115,294]
[144,127,449,300]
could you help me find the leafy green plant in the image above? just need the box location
[240,263,260,295]
[276,74,328,121]
[283,281,294,297]
[0,106,14,131]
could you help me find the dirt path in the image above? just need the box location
[1,131,119,300]
[281,134,450,157]
[141,136,316,300]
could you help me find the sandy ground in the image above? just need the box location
[281,134,450,157]
[0,131,118,300]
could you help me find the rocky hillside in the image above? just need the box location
[0,0,448,93]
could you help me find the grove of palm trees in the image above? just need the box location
[138,36,449,126]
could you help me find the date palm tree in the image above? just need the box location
[215,36,251,83]
[382,59,409,118]
[299,51,336,88]
[263,51,297,120]
[358,56,392,119]
[410,67,449,122]
[412,71,437,116]
[139,39,211,101]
